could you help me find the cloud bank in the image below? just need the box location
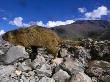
[9,17,75,27]
[30,20,75,27]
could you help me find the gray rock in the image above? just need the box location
[17,61,32,71]
[52,69,70,82]
[59,48,69,57]
[36,64,52,77]
[0,50,4,55]
[31,55,46,69]
[89,40,110,61]
[91,77,98,82]
[21,71,38,82]
[0,65,15,77]
[87,60,110,77]
[37,48,47,55]
[28,76,36,82]
[70,72,92,82]
[21,75,29,82]
[87,60,110,82]
[0,65,16,82]
[0,76,10,82]
[22,72,30,77]
[4,45,29,64]
[74,47,91,66]
[61,58,84,75]
[38,77,55,82]
[20,74,36,82]
[101,75,110,82]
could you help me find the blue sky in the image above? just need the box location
[0,0,110,34]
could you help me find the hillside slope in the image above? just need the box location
[51,20,110,40]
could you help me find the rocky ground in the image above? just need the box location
[0,37,110,82]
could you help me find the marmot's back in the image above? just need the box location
[2,26,61,57]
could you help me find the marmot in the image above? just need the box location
[2,25,61,59]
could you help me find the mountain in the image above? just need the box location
[51,20,110,40]
[98,28,110,40]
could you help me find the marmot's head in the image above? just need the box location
[2,31,17,44]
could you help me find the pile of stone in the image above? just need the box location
[0,37,110,82]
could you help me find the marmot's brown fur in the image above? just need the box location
[2,25,61,58]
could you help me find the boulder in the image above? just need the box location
[52,69,70,82]
[70,72,92,82]
[17,61,32,71]
[0,65,15,77]
[0,65,16,82]
[59,48,69,57]
[87,60,110,82]
[74,46,91,66]
[61,58,84,75]
[4,45,29,64]
[38,76,55,82]
[31,55,46,69]
[35,64,52,77]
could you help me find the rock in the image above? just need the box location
[74,46,91,66]
[70,72,92,82]
[20,79,24,82]
[100,75,110,82]
[0,65,16,82]
[31,55,46,69]
[36,64,52,77]
[87,60,110,77]
[37,48,47,55]
[38,76,55,82]
[0,50,4,55]
[91,77,98,82]
[59,48,69,57]
[21,71,38,82]
[28,76,36,82]
[82,38,93,49]
[17,61,32,71]
[61,58,84,75]
[88,67,104,77]
[20,71,37,82]
[52,58,63,65]
[14,80,19,82]
[87,60,110,82]
[0,76,10,82]
[0,65,15,77]
[15,70,22,76]
[52,69,70,82]
[90,40,110,61]
[21,75,29,82]
[4,45,29,64]
[28,71,35,76]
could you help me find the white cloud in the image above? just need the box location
[29,21,45,27]
[30,20,75,27]
[46,20,75,27]
[2,17,7,20]
[9,17,30,27]
[0,30,5,35]
[78,8,86,13]
[9,17,75,28]
[85,6,109,19]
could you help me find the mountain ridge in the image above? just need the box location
[51,20,110,40]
